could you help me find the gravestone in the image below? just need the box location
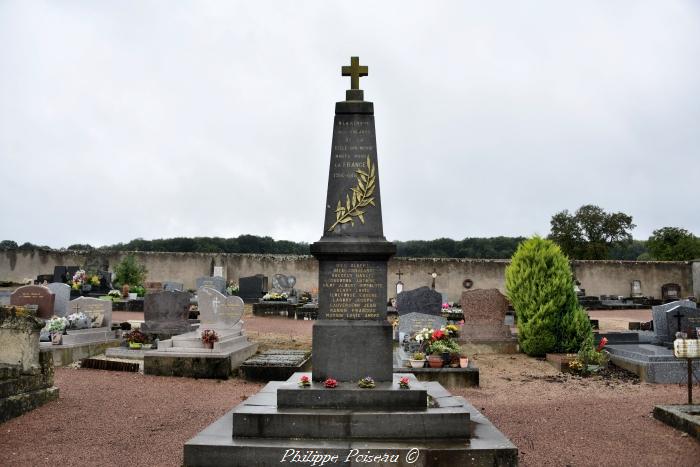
[52,266,68,283]
[69,296,112,328]
[47,283,71,317]
[652,300,699,344]
[396,286,442,316]
[239,274,268,302]
[398,311,446,338]
[140,290,192,337]
[0,291,10,306]
[308,59,396,383]
[662,283,681,301]
[460,289,513,340]
[213,266,224,278]
[163,281,184,292]
[271,274,297,294]
[195,276,226,294]
[197,286,244,328]
[631,280,642,297]
[144,281,163,293]
[10,285,55,319]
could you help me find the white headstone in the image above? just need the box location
[69,296,112,328]
[197,286,244,328]
[47,282,71,317]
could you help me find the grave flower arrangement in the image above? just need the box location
[89,275,100,286]
[201,329,219,345]
[46,316,68,334]
[107,290,122,300]
[413,326,461,356]
[358,376,375,389]
[226,282,239,296]
[398,376,410,389]
[70,269,87,290]
[262,292,289,302]
[568,336,610,375]
[124,329,146,349]
[324,378,338,388]
[298,375,311,387]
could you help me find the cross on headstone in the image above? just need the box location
[212,296,220,315]
[72,302,80,313]
[342,56,368,90]
[672,307,685,334]
[395,270,404,295]
[428,268,441,290]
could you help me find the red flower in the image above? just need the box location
[432,330,445,341]
[324,378,338,388]
[597,337,608,352]
[300,375,309,382]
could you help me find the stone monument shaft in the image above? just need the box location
[310,57,396,382]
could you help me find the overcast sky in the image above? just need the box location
[1,1,699,248]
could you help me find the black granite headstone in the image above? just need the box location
[140,290,192,338]
[396,286,443,316]
[310,59,396,382]
[239,274,268,303]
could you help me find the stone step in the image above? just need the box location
[231,405,470,439]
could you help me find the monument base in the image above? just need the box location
[312,320,393,382]
[183,373,517,467]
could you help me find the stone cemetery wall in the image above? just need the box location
[0,249,696,303]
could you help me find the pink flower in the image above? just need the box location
[324,378,338,388]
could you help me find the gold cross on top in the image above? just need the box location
[342,56,368,90]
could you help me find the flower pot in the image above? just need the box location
[129,342,142,349]
[427,355,443,368]
[409,359,425,369]
[441,352,450,365]
[51,332,62,345]
[142,344,153,350]
[204,341,214,349]
[459,357,469,368]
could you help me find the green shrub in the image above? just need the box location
[114,254,147,287]
[505,236,592,356]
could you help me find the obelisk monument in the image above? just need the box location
[310,56,396,382]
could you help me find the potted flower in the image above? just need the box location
[398,376,410,389]
[427,353,444,368]
[358,376,375,389]
[324,378,338,388]
[47,317,68,345]
[201,329,219,349]
[409,351,426,369]
[124,329,146,349]
[298,375,311,387]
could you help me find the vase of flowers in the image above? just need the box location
[201,329,219,349]
[124,329,146,349]
[409,351,426,369]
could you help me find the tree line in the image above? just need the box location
[1,205,698,260]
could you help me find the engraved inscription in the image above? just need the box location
[320,261,386,320]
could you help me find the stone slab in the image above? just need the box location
[39,339,120,366]
[184,387,516,467]
[239,350,311,382]
[312,320,393,382]
[143,341,258,379]
[0,386,59,424]
[653,405,700,441]
[606,344,700,383]
[47,283,71,317]
[277,373,427,410]
[105,347,145,360]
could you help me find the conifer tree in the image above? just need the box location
[505,236,591,356]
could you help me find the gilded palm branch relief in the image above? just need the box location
[327,156,376,232]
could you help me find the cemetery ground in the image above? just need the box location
[2,308,699,467]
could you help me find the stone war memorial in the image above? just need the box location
[184,57,517,466]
